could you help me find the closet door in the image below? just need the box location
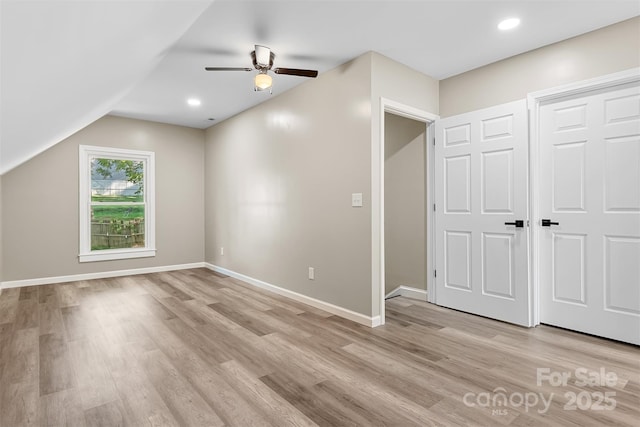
[434,99,531,326]
[538,83,640,345]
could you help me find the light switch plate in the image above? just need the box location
[352,193,363,207]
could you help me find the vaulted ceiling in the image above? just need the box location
[2,0,639,174]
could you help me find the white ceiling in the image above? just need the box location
[2,1,639,174]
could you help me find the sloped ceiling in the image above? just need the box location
[2,0,639,175]
[0,0,213,174]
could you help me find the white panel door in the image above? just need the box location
[435,99,530,326]
[539,83,640,345]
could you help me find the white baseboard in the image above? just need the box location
[385,285,428,301]
[0,262,206,289]
[206,263,379,327]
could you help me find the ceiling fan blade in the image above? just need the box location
[204,67,252,71]
[274,68,318,78]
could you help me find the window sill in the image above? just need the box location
[79,248,156,263]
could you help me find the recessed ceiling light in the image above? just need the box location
[498,17,520,31]
[187,98,201,107]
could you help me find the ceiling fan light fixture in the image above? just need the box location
[254,71,272,91]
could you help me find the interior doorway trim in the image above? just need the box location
[527,67,640,326]
[375,97,439,325]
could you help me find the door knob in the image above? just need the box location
[541,219,559,227]
[504,220,524,228]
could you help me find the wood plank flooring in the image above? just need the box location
[0,268,638,426]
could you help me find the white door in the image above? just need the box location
[434,99,531,326]
[539,83,640,345]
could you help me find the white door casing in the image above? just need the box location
[538,83,640,345]
[434,99,531,326]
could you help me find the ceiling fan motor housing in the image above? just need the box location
[253,45,274,70]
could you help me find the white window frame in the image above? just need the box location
[79,145,156,262]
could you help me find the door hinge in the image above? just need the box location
[433,204,436,212]
[433,137,436,146]
[434,270,437,277]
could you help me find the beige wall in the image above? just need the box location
[371,52,440,115]
[440,17,640,117]
[2,115,205,282]
[205,53,373,315]
[384,113,426,295]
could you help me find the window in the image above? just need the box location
[79,145,155,262]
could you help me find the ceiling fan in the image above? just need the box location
[205,45,318,93]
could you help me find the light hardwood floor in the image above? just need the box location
[0,268,638,426]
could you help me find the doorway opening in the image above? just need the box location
[375,98,438,325]
[384,112,428,301]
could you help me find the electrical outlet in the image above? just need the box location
[220,247,224,255]
[308,267,315,280]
